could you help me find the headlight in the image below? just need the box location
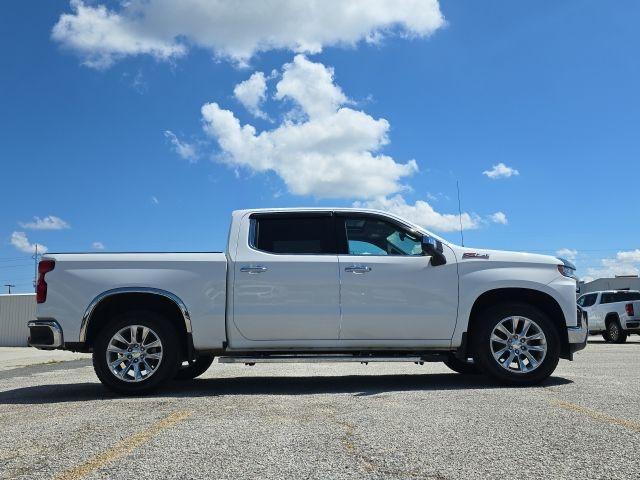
[557,264,576,279]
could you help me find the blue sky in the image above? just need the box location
[2,0,640,292]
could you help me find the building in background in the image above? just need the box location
[0,293,35,347]
[578,275,640,294]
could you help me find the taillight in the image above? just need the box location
[625,303,635,317]
[36,260,55,304]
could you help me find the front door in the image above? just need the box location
[336,215,458,341]
[232,213,340,341]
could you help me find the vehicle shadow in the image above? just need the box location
[0,373,573,405]
[587,339,640,344]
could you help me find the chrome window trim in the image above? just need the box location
[79,287,192,343]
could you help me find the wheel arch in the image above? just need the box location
[80,287,194,359]
[466,287,570,359]
[604,312,620,327]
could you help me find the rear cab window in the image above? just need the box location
[599,291,640,304]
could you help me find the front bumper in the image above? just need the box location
[567,323,588,354]
[27,320,64,350]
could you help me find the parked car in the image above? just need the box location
[577,290,640,343]
[28,208,586,394]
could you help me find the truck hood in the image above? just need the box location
[453,247,561,266]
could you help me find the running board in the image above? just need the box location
[217,354,445,365]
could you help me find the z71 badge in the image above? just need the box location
[462,252,490,260]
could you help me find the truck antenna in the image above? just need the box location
[456,180,465,247]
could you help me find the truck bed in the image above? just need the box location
[37,252,228,350]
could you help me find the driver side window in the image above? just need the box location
[344,217,423,256]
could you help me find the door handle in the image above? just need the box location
[240,265,268,274]
[344,265,371,274]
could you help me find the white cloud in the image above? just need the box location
[556,248,578,262]
[164,130,197,162]
[202,55,417,199]
[585,249,640,280]
[10,232,48,254]
[92,241,105,250]
[151,196,160,205]
[615,249,640,263]
[19,215,70,230]
[52,0,445,68]
[356,195,481,233]
[275,56,348,119]
[52,0,187,69]
[234,72,269,119]
[483,163,520,179]
[489,211,508,225]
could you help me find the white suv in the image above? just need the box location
[578,290,640,343]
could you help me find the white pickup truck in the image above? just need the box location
[28,208,586,394]
[577,290,640,343]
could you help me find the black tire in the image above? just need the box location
[93,310,180,395]
[605,318,627,344]
[175,354,215,380]
[601,332,610,342]
[443,354,481,375]
[471,302,560,386]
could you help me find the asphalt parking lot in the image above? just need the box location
[0,338,639,480]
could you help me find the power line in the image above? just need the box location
[0,256,33,263]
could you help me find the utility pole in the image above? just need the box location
[4,284,15,294]
[32,244,40,291]
[456,180,465,247]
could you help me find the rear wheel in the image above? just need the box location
[175,354,215,380]
[604,319,627,344]
[472,303,560,386]
[443,354,480,374]
[93,310,180,395]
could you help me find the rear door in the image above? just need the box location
[335,213,458,342]
[232,212,341,341]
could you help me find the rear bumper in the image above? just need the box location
[27,320,64,350]
[624,319,640,329]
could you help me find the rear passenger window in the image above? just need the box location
[620,292,640,302]
[252,216,335,254]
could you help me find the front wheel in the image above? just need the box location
[472,303,560,386]
[93,310,180,395]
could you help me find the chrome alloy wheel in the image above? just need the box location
[106,325,163,382]
[489,316,547,374]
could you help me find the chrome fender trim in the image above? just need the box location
[79,287,192,343]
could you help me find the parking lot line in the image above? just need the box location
[54,410,192,480]
[550,399,640,434]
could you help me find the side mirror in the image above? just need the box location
[421,235,447,266]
